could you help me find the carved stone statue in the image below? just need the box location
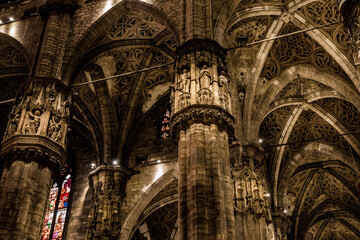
[237,82,246,102]
[170,87,175,113]
[25,109,42,134]
[199,65,211,89]
[48,115,62,142]
[179,69,191,93]
[4,111,20,139]
[218,72,229,96]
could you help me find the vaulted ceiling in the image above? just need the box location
[0,0,359,239]
[221,0,360,239]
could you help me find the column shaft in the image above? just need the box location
[172,39,235,240]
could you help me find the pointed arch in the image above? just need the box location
[253,64,360,139]
[62,0,179,84]
[119,168,178,240]
[0,32,32,69]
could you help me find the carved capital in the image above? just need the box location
[1,78,72,169]
[0,135,64,170]
[171,104,235,137]
[173,39,231,114]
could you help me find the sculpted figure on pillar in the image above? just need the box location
[1,78,72,168]
[178,69,191,93]
[0,78,72,240]
[171,40,236,240]
[199,64,211,89]
[4,108,21,140]
[219,71,229,96]
[25,109,42,134]
[48,115,62,142]
[219,71,230,110]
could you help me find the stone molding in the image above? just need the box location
[0,134,64,170]
[176,38,227,60]
[171,104,235,136]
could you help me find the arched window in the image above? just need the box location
[41,162,73,240]
[160,109,170,139]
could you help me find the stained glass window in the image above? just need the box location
[41,163,72,240]
[160,109,170,139]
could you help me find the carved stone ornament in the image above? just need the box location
[197,88,213,104]
[179,92,191,109]
[173,39,232,117]
[87,165,131,239]
[340,0,360,65]
[0,135,64,167]
[171,104,235,137]
[0,78,72,170]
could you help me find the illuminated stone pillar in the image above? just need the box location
[87,165,130,240]
[231,143,275,240]
[0,79,72,240]
[339,0,360,67]
[171,39,235,240]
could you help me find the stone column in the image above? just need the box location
[0,79,72,240]
[171,39,235,240]
[231,143,275,240]
[87,165,130,240]
[272,213,291,240]
[0,1,76,239]
[35,0,78,79]
[339,0,360,67]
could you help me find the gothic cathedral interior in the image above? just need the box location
[0,0,360,239]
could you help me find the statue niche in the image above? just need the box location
[197,64,213,104]
[178,69,191,93]
[199,65,211,89]
[219,71,230,110]
[48,115,62,143]
[3,108,21,140]
[24,108,42,135]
